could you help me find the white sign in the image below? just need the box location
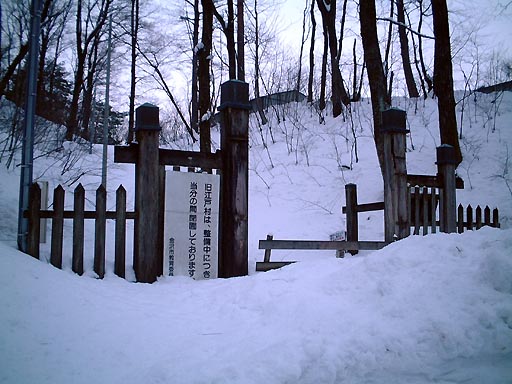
[163,171,220,280]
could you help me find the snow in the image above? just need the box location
[1,92,512,383]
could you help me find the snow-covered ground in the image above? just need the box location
[1,92,511,383]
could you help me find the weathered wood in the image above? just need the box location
[114,185,126,278]
[407,174,464,189]
[256,261,296,272]
[467,205,473,231]
[475,206,482,229]
[342,201,385,214]
[437,145,457,233]
[393,129,409,239]
[72,184,85,275]
[422,187,429,235]
[382,132,395,242]
[94,185,106,279]
[27,183,41,259]
[39,181,48,244]
[345,183,359,255]
[219,80,250,278]
[157,166,165,277]
[34,210,136,220]
[134,128,161,283]
[115,144,223,170]
[457,204,464,233]
[258,239,388,251]
[430,188,437,234]
[50,185,65,268]
[493,208,499,228]
[263,234,273,263]
[414,187,420,235]
[484,206,491,226]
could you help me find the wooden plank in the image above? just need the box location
[422,187,429,236]
[94,185,106,279]
[493,208,500,228]
[263,234,273,262]
[114,144,223,169]
[27,183,41,259]
[484,206,491,226]
[431,188,437,234]
[114,185,127,278]
[34,210,136,220]
[72,184,85,276]
[50,185,65,268]
[407,174,464,189]
[476,206,482,229]
[256,261,295,272]
[413,187,420,235]
[258,240,388,251]
[457,204,464,233]
[342,201,384,214]
[345,184,359,255]
[467,205,473,231]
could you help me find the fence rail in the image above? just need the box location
[25,182,134,279]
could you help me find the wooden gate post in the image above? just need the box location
[134,103,162,283]
[381,108,409,242]
[437,144,457,233]
[218,80,250,278]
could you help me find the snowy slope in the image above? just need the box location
[1,92,512,383]
[0,228,511,383]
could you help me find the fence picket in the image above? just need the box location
[27,183,41,259]
[422,187,429,235]
[94,185,106,278]
[484,206,491,226]
[457,204,464,233]
[50,185,65,268]
[466,205,473,231]
[493,208,499,228]
[413,187,420,235]
[476,206,482,229]
[115,185,127,278]
[430,188,437,234]
[73,184,85,275]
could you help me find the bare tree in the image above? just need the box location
[66,0,112,141]
[359,0,388,175]
[307,0,316,103]
[396,0,419,97]
[432,0,462,165]
[316,0,350,117]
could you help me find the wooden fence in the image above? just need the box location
[26,182,134,279]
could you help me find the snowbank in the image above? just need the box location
[1,227,511,383]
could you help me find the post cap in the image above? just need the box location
[135,103,160,131]
[436,144,457,165]
[218,80,251,111]
[381,107,409,133]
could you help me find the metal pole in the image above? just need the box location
[102,15,112,188]
[18,0,43,252]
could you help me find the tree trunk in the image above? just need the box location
[319,19,328,111]
[199,0,214,153]
[128,0,139,144]
[432,0,462,165]
[307,0,316,103]
[317,0,350,117]
[190,0,200,134]
[397,0,419,97]
[359,0,388,176]
[237,0,245,81]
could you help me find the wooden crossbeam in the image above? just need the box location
[114,144,223,169]
[25,210,136,220]
[407,174,464,189]
[258,239,388,251]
